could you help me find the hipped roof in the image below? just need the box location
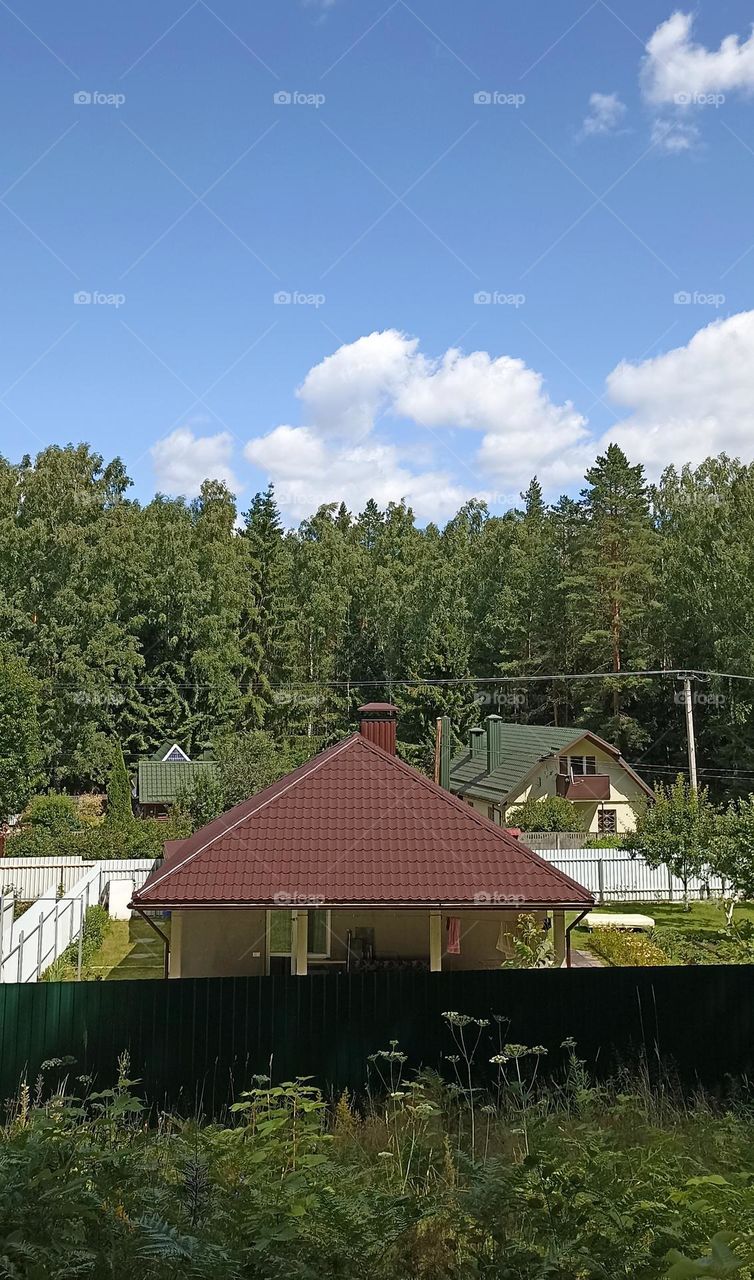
[133,733,592,910]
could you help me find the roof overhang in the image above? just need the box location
[130,896,594,912]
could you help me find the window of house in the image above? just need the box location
[598,808,617,833]
[560,755,597,776]
[268,909,330,957]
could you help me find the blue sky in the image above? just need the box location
[2,0,754,521]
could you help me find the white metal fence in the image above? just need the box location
[0,859,157,984]
[0,856,95,901]
[538,849,726,903]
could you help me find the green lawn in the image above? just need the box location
[87,917,169,980]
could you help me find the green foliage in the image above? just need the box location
[8,812,189,860]
[177,729,319,828]
[7,444,754,803]
[3,1039,754,1278]
[106,739,133,826]
[500,912,554,968]
[42,903,111,980]
[588,926,670,966]
[23,792,82,833]
[0,649,42,821]
[629,777,718,901]
[507,794,589,831]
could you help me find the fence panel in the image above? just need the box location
[0,860,158,984]
[534,849,724,902]
[0,966,752,1109]
[0,857,88,901]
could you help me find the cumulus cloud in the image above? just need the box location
[297,330,420,437]
[650,115,700,153]
[601,310,754,471]
[151,427,239,498]
[245,425,472,521]
[582,91,627,136]
[642,11,754,106]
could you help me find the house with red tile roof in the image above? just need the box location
[132,705,593,977]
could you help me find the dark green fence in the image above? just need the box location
[0,966,752,1112]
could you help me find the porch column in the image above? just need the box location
[552,910,566,967]
[292,909,308,977]
[169,910,182,978]
[429,910,443,972]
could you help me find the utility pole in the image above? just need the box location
[679,674,698,790]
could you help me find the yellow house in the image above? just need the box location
[449,717,652,834]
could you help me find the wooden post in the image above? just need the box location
[293,910,308,977]
[429,911,443,972]
[597,858,605,904]
[552,911,566,967]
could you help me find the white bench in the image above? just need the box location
[586,911,655,932]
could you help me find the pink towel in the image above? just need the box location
[446,916,461,955]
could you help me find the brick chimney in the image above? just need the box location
[358,703,399,755]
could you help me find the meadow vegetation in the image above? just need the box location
[1,1018,753,1278]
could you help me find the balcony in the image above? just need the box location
[556,773,610,802]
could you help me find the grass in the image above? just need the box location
[573,899,754,964]
[86,916,168,980]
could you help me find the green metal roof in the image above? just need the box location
[138,760,218,805]
[450,724,582,805]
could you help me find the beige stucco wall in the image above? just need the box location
[171,909,267,978]
[503,738,643,833]
[170,907,553,976]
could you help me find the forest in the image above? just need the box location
[1,439,753,813]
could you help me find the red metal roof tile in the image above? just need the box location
[133,734,593,909]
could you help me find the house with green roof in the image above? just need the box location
[136,742,217,818]
[449,717,653,835]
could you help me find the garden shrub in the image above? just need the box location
[588,926,669,966]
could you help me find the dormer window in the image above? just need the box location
[162,744,190,763]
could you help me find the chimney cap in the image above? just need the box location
[358,702,399,716]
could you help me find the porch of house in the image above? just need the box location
[167,905,569,978]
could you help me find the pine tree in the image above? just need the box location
[569,444,657,748]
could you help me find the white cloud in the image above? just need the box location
[582,91,627,136]
[601,310,754,471]
[642,11,754,106]
[151,427,239,498]
[297,330,419,437]
[245,425,471,521]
